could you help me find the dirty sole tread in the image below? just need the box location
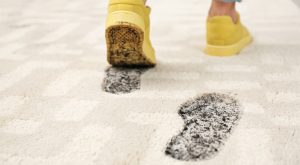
[106,24,154,67]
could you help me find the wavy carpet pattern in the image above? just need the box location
[0,0,300,164]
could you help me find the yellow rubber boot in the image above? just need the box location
[205,14,252,56]
[105,0,156,66]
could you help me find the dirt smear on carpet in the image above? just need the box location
[102,66,149,94]
[165,93,242,161]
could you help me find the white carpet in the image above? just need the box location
[0,0,300,164]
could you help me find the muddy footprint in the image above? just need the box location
[102,67,149,94]
[165,93,241,161]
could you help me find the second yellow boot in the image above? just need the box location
[105,0,156,66]
[205,14,252,56]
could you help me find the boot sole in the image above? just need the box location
[106,24,155,67]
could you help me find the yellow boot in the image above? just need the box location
[205,14,252,56]
[105,0,156,66]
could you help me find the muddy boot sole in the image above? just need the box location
[106,24,155,67]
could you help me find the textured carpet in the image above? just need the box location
[293,0,300,8]
[102,67,149,94]
[165,93,241,161]
[1,0,300,165]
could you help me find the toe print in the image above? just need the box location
[102,67,148,94]
[165,93,241,161]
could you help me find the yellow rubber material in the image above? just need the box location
[205,15,252,56]
[105,1,156,67]
[205,35,252,56]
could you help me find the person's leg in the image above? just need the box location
[105,0,156,67]
[209,0,239,22]
[204,0,252,56]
